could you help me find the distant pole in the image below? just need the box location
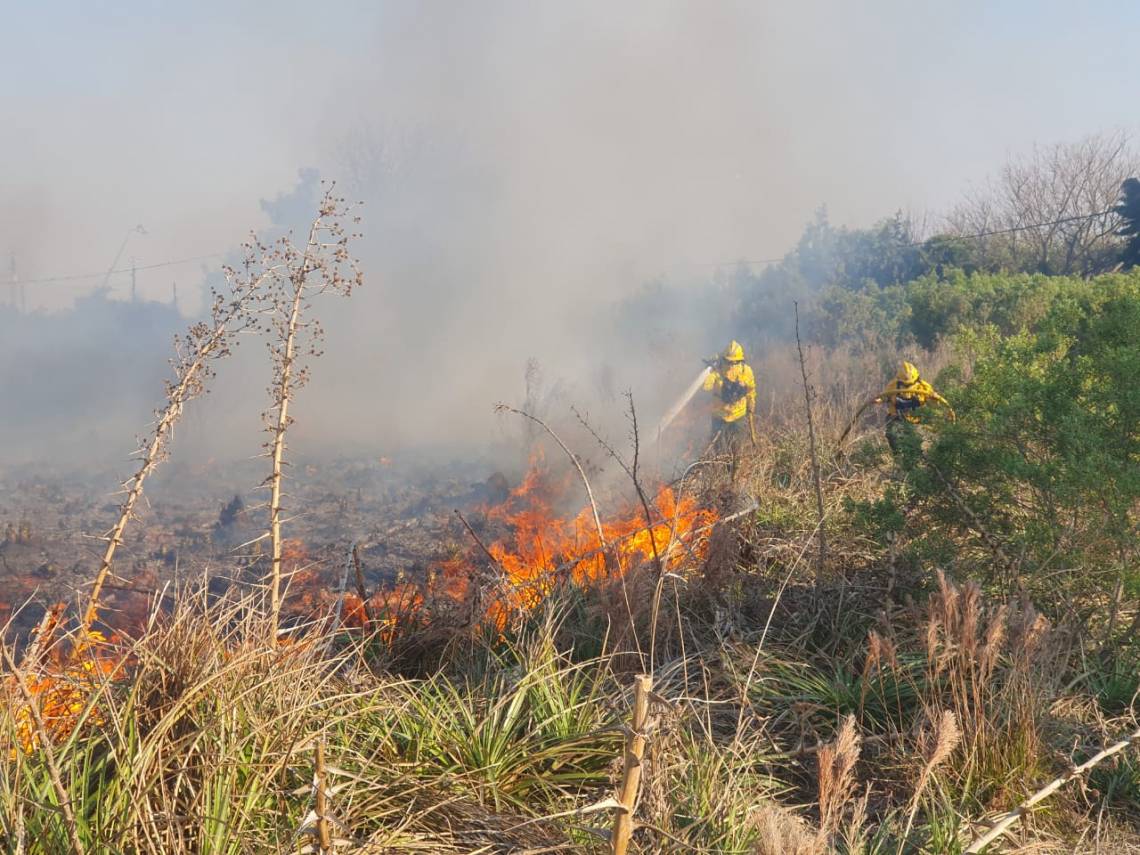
[8,254,24,313]
[171,281,178,311]
[102,224,146,294]
[130,258,137,302]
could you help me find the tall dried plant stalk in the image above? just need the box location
[612,673,652,855]
[81,259,266,636]
[315,737,333,853]
[261,185,362,642]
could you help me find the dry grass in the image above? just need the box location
[2,314,1137,853]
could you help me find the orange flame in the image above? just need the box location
[442,456,716,630]
[8,610,123,755]
[282,457,717,642]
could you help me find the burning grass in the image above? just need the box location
[308,453,720,655]
[3,207,1139,851]
[3,410,1138,853]
[2,449,1139,853]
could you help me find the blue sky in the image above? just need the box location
[2,1,1138,310]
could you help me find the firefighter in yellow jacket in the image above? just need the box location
[842,361,955,453]
[703,340,757,449]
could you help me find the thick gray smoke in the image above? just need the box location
[3,2,1138,470]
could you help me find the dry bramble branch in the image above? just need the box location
[259,184,362,643]
[964,723,1140,853]
[79,254,269,639]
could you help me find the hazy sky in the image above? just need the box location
[4,1,1137,308]
[2,1,1139,459]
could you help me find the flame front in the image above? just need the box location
[301,458,718,639]
[443,457,717,630]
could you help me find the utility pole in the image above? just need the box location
[8,254,22,313]
[171,281,178,311]
[130,257,137,302]
[102,224,146,295]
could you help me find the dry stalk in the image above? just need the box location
[263,185,362,643]
[81,267,265,635]
[612,673,652,855]
[964,723,1140,853]
[494,403,606,548]
[794,301,827,577]
[572,398,668,667]
[619,393,669,667]
[2,644,86,855]
[350,544,374,630]
[21,603,66,672]
[315,738,332,854]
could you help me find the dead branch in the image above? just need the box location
[350,544,374,630]
[453,509,505,573]
[315,738,332,854]
[965,724,1140,853]
[494,403,606,549]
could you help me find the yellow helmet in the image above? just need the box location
[896,361,920,385]
[723,340,745,363]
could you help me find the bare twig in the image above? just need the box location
[494,403,606,549]
[572,401,662,665]
[837,399,874,449]
[21,603,66,672]
[350,544,374,630]
[794,301,827,577]
[453,509,505,573]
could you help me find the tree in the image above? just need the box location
[946,132,1139,276]
[1117,177,1140,269]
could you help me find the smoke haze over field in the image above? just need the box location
[2,2,1139,465]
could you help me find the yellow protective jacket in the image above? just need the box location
[703,362,757,423]
[876,377,950,422]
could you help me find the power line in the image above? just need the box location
[905,207,1117,246]
[12,206,1123,285]
[692,207,1120,271]
[17,253,223,286]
